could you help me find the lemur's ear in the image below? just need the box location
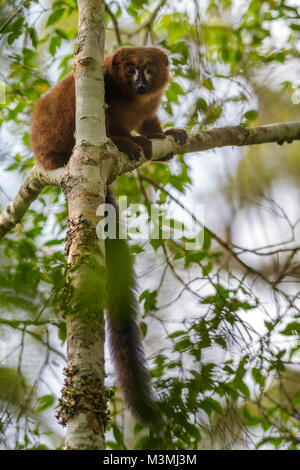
[164,53,170,67]
[112,48,122,67]
[158,47,170,67]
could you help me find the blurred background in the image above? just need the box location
[0,0,300,450]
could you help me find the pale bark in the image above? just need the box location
[0,166,62,238]
[0,52,300,450]
[1,0,298,454]
[1,120,300,240]
[56,0,111,450]
[74,0,107,146]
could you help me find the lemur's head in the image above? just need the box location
[109,46,170,96]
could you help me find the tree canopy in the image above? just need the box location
[0,0,300,450]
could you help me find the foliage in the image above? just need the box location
[0,0,300,450]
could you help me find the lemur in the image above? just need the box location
[30,46,187,426]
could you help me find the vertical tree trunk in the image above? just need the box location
[56,0,111,450]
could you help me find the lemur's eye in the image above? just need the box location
[126,66,136,76]
[147,65,156,75]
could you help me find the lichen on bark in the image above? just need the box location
[56,364,113,431]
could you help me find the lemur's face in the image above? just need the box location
[111,47,170,96]
[124,63,157,94]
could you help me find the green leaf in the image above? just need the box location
[169,330,186,339]
[200,397,222,416]
[244,110,258,121]
[196,98,208,112]
[140,321,147,338]
[174,337,192,351]
[55,28,69,40]
[252,368,265,387]
[131,0,147,8]
[292,391,300,407]
[44,239,65,247]
[243,407,261,426]
[166,81,185,104]
[202,262,213,276]
[37,395,55,412]
[280,322,300,336]
[49,36,62,56]
[106,441,122,450]
[22,132,30,147]
[202,78,214,90]
[28,27,38,48]
[58,322,67,344]
[215,336,226,348]
[127,6,138,19]
[112,424,124,448]
[238,380,250,398]
[46,8,65,27]
[290,24,300,31]
[7,27,23,45]
[139,289,158,312]
[150,237,164,251]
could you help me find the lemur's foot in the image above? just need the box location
[111,136,144,161]
[130,136,152,160]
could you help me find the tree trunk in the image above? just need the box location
[55,0,111,450]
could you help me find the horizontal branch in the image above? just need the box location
[0,166,63,238]
[115,121,300,175]
[180,120,300,152]
[0,120,299,237]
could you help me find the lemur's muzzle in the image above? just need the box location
[135,70,149,94]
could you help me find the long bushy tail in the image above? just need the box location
[105,189,160,426]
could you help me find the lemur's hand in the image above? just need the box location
[145,132,166,140]
[164,128,188,145]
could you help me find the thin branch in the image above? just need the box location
[154,121,300,158]
[0,0,30,34]
[104,3,122,46]
[140,174,268,284]
[115,121,300,176]
[1,121,300,238]
[127,0,167,39]
[0,166,63,238]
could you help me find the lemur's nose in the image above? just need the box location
[137,83,147,94]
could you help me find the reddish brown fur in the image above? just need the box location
[31,46,187,169]
[30,47,187,426]
[31,74,76,170]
